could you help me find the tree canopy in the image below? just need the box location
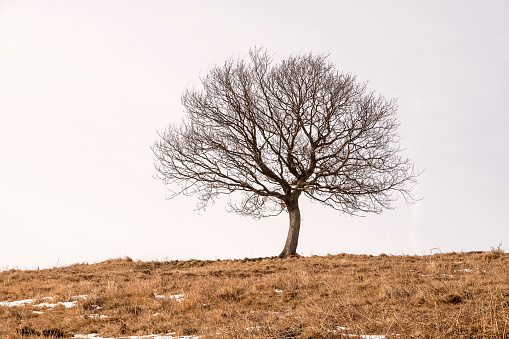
[152,48,418,258]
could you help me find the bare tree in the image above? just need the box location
[152,47,419,258]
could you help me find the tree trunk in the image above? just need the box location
[279,198,301,259]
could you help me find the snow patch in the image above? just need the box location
[245,326,264,331]
[34,301,78,308]
[88,314,108,319]
[0,295,88,308]
[330,326,396,339]
[0,298,37,307]
[154,293,184,302]
[73,334,199,339]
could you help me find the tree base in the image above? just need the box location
[278,250,299,259]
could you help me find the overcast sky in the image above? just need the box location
[1,0,508,270]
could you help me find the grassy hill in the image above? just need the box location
[0,250,508,338]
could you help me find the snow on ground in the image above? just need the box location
[34,301,78,308]
[0,298,37,307]
[88,314,108,319]
[0,295,87,309]
[330,326,391,339]
[340,333,390,338]
[154,293,184,302]
[73,334,199,339]
[73,328,391,339]
[1,295,393,339]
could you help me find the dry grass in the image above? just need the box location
[1,251,508,338]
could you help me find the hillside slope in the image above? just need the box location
[1,251,508,338]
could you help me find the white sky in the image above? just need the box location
[1,0,508,270]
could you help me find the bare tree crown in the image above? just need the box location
[153,48,417,219]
